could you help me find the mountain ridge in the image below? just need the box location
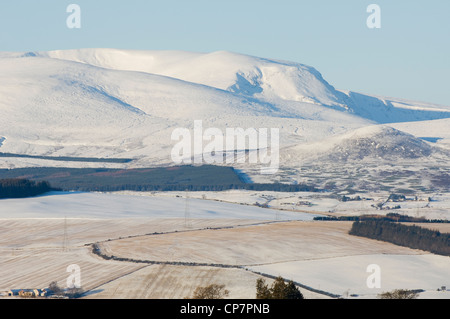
[34,49,450,116]
[0,48,449,176]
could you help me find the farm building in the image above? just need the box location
[7,288,52,297]
[19,289,36,297]
[7,289,21,296]
[38,288,52,297]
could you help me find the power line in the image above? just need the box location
[63,216,68,252]
[185,190,192,229]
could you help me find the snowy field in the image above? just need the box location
[249,254,450,299]
[115,189,450,221]
[0,191,317,221]
[0,191,448,299]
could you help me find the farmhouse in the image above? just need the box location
[19,289,35,297]
[7,288,52,297]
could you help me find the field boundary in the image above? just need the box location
[87,221,340,299]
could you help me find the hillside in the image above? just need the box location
[0,49,449,191]
[0,50,368,164]
[37,49,450,123]
[282,125,444,163]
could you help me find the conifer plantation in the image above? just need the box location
[0,178,53,199]
[349,220,450,256]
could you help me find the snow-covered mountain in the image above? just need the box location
[38,49,348,108]
[36,49,450,123]
[0,48,449,177]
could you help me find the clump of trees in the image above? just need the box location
[48,281,84,299]
[48,281,64,295]
[349,220,450,256]
[340,195,363,202]
[378,289,419,299]
[256,277,304,299]
[0,178,53,199]
[387,194,406,202]
[189,284,230,299]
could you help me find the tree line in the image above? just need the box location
[314,213,449,223]
[0,178,53,199]
[0,166,318,193]
[349,220,450,256]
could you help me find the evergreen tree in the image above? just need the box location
[270,277,288,299]
[256,278,272,299]
[0,178,52,199]
[349,220,450,256]
[285,280,304,299]
[256,277,304,299]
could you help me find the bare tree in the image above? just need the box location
[48,281,63,295]
[378,289,419,299]
[190,284,230,299]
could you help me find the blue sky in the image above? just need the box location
[1,0,449,106]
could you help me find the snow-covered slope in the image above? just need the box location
[0,50,367,167]
[0,48,449,172]
[281,125,444,164]
[38,49,348,107]
[37,48,450,124]
[339,91,450,124]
